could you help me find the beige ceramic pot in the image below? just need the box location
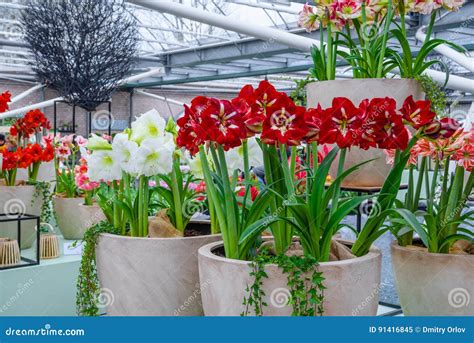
[0,184,42,249]
[53,196,106,240]
[392,242,474,316]
[198,239,381,316]
[306,78,424,187]
[96,222,221,316]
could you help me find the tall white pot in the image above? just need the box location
[96,224,221,316]
[306,78,424,187]
[53,196,106,240]
[0,184,42,249]
[198,240,382,316]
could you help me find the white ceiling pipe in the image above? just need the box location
[136,89,184,106]
[122,67,164,83]
[0,97,63,120]
[229,0,301,14]
[10,83,44,104]
[128,0,473,93]
[0,68,165,119]
[416,27,474,73]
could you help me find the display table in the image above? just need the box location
[0,237,81,316]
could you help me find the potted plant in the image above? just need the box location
[76,110,221,316]
[298,0,465,186]
[0,108,54,248]
[389,126,473,315]
[52,134,105,240]
[184,80,446,316]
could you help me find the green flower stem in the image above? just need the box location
[330,148,347,215]
[171,156,184,232]
[84,191,93,206]
[413,157,427,210]
[376,0,394,78]
[279,144,295,196]
[428,159,440,214]
[112,181,121,232]
[29,162,40,183]
[439,158,450,210]
[242,139,251,213]
[326,25,333,80]
[199,146,232,256]
[217,145,239,258]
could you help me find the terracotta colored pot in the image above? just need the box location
[391,242,474,316]
[96,222,221,316]
[306,78,424,187]
[198,239,381,316]
[0,184,43,249]
[53,196,106,240]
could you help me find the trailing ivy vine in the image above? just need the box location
[416,74,447,117]
[75,221,118,316]
[33,181,53,232]
[242,249,325,316]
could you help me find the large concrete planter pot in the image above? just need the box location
[96,223,221,316]
[53,196,106,240]
[392,242,474,316]
[198,240,381,316]
[0,184,42,249]
[17,161,55,183]
[306,78,424,187]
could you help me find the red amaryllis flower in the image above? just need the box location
[304,105,326,143]
[359,97,409,150]
[177,100,207,156]
[232,85,265,137]
[423,118,461,139]
[9,109,51,139]
[0,91,11,113]
[261,94,307,146]
[399,95,436,129]
[322,97,362,148]
[198,97,246,150]
[358,97,398,149]
[1,149,20,171]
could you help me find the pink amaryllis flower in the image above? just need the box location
[298,3,320,32]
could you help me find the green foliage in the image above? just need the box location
[75,221,118,316]
[387,26,464,81]
[290,77,315,106]
[242,248,325,316]
[33,181,53,232]
[416,74,448,117]
[390,166,474,253]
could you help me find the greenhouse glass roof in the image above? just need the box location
[0,0,472,93]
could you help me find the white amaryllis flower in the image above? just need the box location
[130,109,166,144]
[135,133,175,177]
[85,150,122,182]
[112,133,139,175]
[182,150,213,179]
[86,133,111,151]
[226,137,263,174]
